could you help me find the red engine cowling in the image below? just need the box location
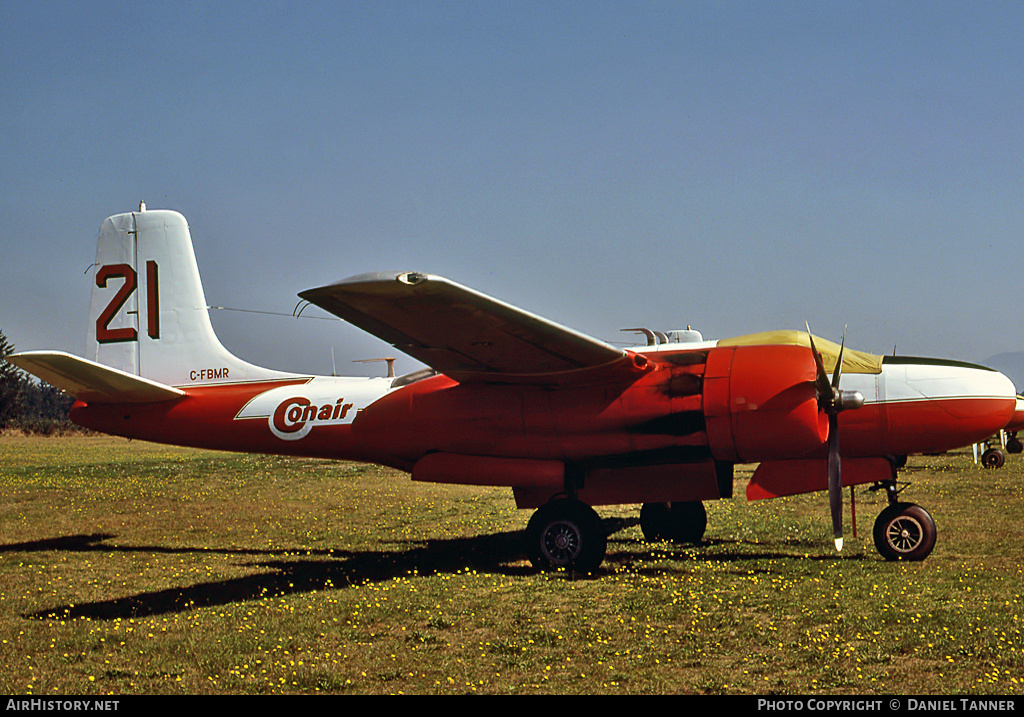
[703,344,828,462]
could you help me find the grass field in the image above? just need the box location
[0,434,1021,695]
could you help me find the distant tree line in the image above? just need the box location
[0,328,79,434]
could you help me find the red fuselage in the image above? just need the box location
[70,344,1017,510]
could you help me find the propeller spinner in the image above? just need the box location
[806,324,865,551]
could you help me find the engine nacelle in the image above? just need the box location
[702,344,828,462]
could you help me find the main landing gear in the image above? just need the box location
[524,498,607,574]
[639,501,707,544]
[523,497,709,574]
[870,481,937,561]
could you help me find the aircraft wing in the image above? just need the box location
[299,272,632,384]
[6,351,185,404]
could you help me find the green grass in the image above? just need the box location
[0,435,1021,694]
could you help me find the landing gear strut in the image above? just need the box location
[871,482,937,561]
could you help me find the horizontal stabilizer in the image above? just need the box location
[300,272,631,384]
[6,351,185,404]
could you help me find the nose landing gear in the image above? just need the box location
[870,481,937,561]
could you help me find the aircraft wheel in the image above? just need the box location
[525,499,606,574]
[873,503,937,561]
[640,501,707,543]
[982,447,1006,469]
[1006,435,1023,454]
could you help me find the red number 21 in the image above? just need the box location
[95,262,160,344]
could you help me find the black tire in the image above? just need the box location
[873,502,937,561]
[639,501,707,543]
[982,447,1006,469]
[669,501,708,543]
[525,499,606,574]
[639,502,671,541]
[1006,436,1023,454]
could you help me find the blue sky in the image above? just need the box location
[3,1,1023,379]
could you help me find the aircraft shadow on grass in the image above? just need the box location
[5,519,863,621]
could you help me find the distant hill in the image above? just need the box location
[983,352,1024,394]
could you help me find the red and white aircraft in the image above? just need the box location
[8,207,1023,572]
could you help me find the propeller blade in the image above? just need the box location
[828,412,843,551]
[805,323,833,407]
[807,322,850,552]
[831,326,847,390]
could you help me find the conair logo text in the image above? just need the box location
[234,385,364,442]
[272,397,354,440]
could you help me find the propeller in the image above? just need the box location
[806,323,865,552]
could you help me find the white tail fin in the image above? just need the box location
[87,207,294,387]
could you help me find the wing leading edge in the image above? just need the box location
[299,272,635,385]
